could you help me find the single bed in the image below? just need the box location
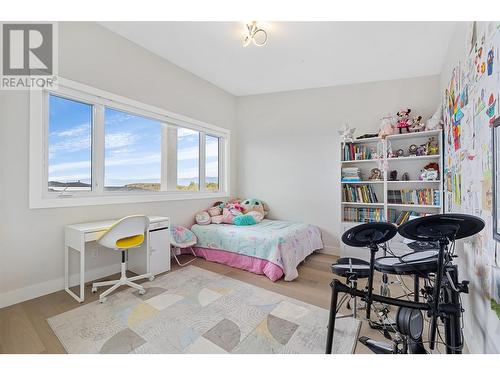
[190,219,323,281]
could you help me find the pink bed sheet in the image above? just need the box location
[188,246,284,281]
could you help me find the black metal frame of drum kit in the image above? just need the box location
[325,214,485,354]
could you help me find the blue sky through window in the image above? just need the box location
[48,95,92,188]
[48,94,220,192]
[104,108,161,188]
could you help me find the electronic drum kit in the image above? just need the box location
[325,214,485,354]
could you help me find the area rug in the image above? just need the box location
[48,266,360,354]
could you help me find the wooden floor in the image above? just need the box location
[0,253,427,354]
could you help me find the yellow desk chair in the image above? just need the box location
[92,215,151,303]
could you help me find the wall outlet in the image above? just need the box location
[91,248,99,258]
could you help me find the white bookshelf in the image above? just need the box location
[340,129,444,259]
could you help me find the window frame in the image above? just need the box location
[29,78,230,209]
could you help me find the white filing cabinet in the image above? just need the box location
[128,218,171,276]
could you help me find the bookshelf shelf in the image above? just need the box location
[387,203,441,209]
[341,180,384,184]
[341,159,378,164]
[387,180,441,184]
[387,155,440,162]
[340,129,444,258]
[385,129,441,141]
[341,202,384,206]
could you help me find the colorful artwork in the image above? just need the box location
[488,47,494,76]
[445,23,500,319]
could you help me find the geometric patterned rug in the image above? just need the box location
[48,266,360,354]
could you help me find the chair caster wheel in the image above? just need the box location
[139,289,146,295]
[99,297,107,303]
[91,287,97,293]
[149,276,155,282]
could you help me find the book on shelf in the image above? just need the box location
[342,184,379,203]
[342,143,374,161]
[343,207,384,223]
[387,209,433,226]
[387,188,440,206]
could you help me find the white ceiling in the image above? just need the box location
[100,22,457,96]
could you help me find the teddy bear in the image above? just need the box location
[396,108,412,134]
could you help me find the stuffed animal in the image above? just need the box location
[338,123,356,143]
[425,106,443,131]
[195,211,211,225]
[420,162,440,181]
[396,108,411,134]
[378,115,396,139]
[234,198,269,225]
[409,115,424,132]
[241,198,268,216]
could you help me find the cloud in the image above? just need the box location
[178,161,218,179]
[50,123,90,138]
[105,132,138,149]
[49,160,91,174]
[177,142,218,161]
[105,152,161,167]
[49,137,91,158]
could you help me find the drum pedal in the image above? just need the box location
[358,336,396,354]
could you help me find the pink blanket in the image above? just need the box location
[187,246,284,281]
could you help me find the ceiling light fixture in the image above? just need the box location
[243,21,268,47]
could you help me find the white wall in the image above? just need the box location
[0,22,236,307]
[235,76,440,253]
[439,22,500,354]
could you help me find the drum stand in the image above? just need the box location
[325,238,468,354]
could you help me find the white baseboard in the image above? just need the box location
[317,245,341,256]
[0,264,120,309]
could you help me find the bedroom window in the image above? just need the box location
[47,95,93,192]
[104,108,163,192]
[177,128,200,191]
[205,134,219,191]
[30,78,230,208]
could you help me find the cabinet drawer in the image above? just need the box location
[149,221,169,231]
[85,230,107,242]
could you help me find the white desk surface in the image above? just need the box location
[66,216,169,233]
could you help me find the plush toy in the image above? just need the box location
[378,115,396,139]
[409,115,424,132]
[234,198,269,226]
[420,162,440,181]
[426,137,439,155]
[194,211,211,225]
[241,198,268,215]
[338,123,356,143]
[208,205,221,217]
[233,215,257,226]
[425,106,443,131]
[396,108,411,134]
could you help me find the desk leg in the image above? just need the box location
[64,245,69,292]
[80,247,85,302]
[64,244,85,304]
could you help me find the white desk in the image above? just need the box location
[64,216,170,303]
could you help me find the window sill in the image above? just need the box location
[29,191,230,209]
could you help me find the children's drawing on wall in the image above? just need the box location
[445,22,500,319]
[482,171,493,212]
